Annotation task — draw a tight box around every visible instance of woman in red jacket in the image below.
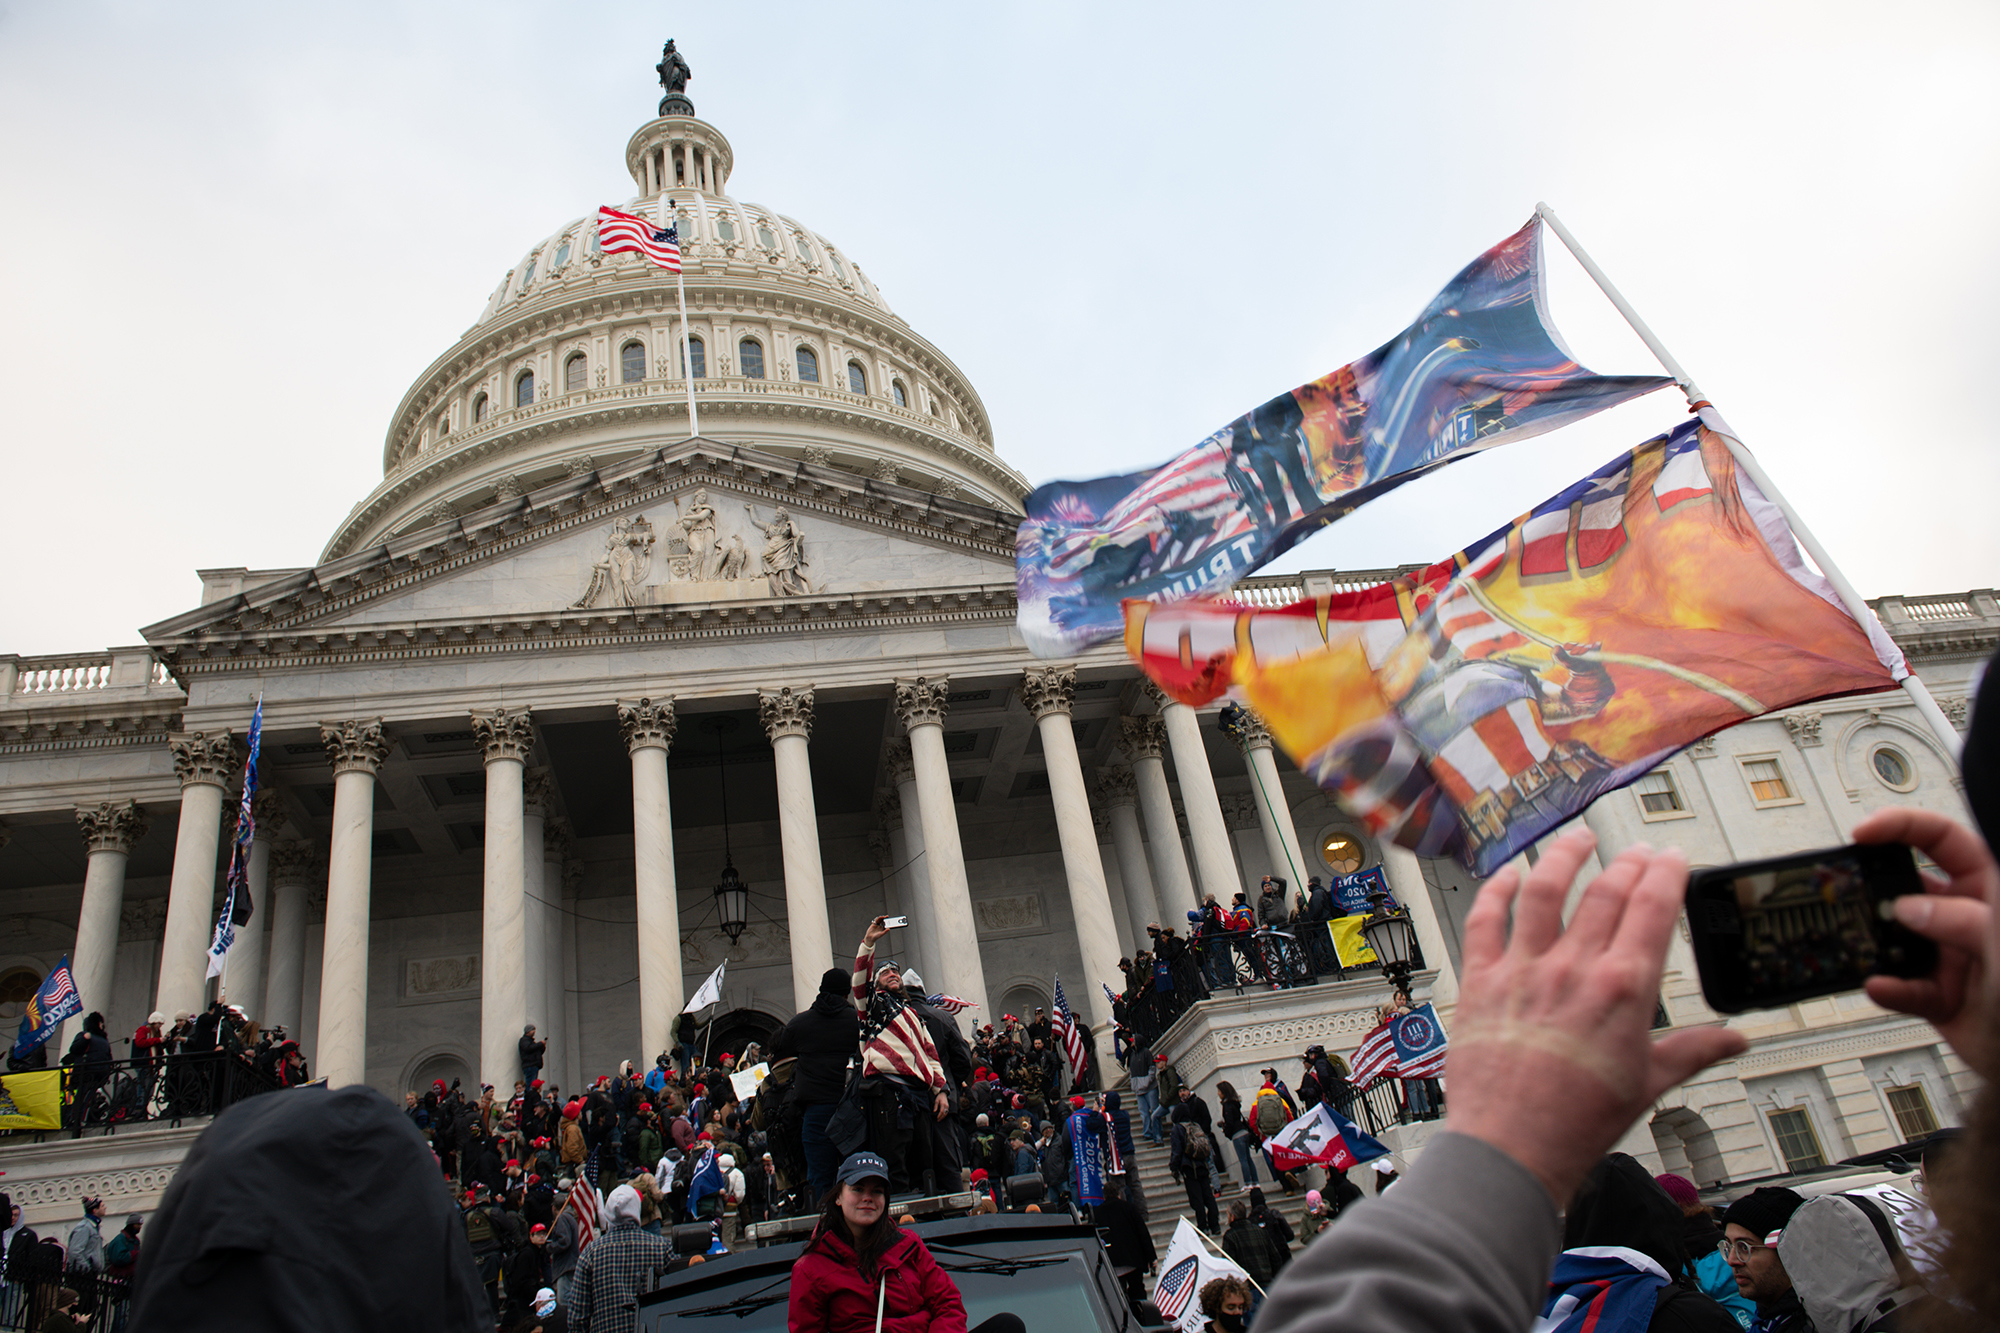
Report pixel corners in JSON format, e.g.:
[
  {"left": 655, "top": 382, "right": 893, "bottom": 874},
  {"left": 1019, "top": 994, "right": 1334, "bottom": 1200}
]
[{"left": 789, "top": 1152, "right": 1023, "bottom": 1333}]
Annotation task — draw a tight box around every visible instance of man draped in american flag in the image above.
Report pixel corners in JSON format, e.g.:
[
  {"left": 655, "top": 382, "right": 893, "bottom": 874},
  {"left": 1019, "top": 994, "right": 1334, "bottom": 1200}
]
[
  {"left": 853, "top": 915, "right": 953, "bottom": 1193},
  {"left": 1050, "top": 976, "right": 1091, "bottom": 1093}
]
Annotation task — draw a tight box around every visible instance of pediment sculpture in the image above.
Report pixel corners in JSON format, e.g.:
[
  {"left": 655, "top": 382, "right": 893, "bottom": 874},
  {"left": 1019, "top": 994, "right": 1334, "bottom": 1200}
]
[{"left": 573, "top": 488, "right": 818, "bottom": 609}]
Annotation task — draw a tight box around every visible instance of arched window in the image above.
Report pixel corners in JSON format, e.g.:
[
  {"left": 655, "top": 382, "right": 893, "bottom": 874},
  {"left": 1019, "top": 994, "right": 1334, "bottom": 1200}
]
[
  {"left": 792, "top": 233, "right": 813, "bottom": 263},
  {"left": 892, "top": 379, "right": 908, "bottom": 408},
  {"left": 739, "top": 339, "right": 766, "bottom": 380},
  {"left": 520, "top": 254, "right": 537, "bottom": 291},
  {"left": 716, "top": 214, "right": 737, "bottom": 244},
  {"left": 437, "top": 412, "right": 450, "bottom": 437},
  {"left": 515, "top": 371, "right": 535, "bottom": 407},
  {"left": 677, "top": 212, "right": 696, "bottom": 242},
  {"left": 756, "top": 222, "right": 778, "bottom": 252},
  {"left": 928, "top": 394, "right": 939, "bottom": 417},
  {"left": 684, "top": 336, "right": 706, "bottom": 379},
  {"left": 621, "top": 341, "right": 646, "bottom": 384},
  {"left": 847, "top": 361, "right": 867, "bottom": 395},
  {"left": 827, "top": 251, "right": 848, "bottom": 281},
  {"left": 473, "top": 392, "right": 489, "bottom": 423},
  {"left": 553, "top": 236, "right": 571, "bottom": 270},
  {"left": 795, "top": 346, "right": 819, "bottom": 383},
  {"left": 564, "top": 354, "right": 587, "bottom": 393}
]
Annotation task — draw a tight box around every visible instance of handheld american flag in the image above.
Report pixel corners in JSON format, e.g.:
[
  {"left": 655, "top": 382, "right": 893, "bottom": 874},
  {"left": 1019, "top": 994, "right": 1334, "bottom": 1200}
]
[
  {"left": 924, "top": 992, "right": 976, "bottom": 1016},
  {"left": 1051, "top": 975, "right": 1089, "bottom": 1088},
  {"left": 1348, "top": 1017, "right": 1400, "bottom": 1083},
  {"left": 596, "top": 206, "right": 682, "bottom": 272}
]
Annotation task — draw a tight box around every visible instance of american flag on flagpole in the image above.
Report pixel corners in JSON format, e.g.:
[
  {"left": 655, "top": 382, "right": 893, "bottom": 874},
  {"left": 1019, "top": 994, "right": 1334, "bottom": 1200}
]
[
  {"left": 569, "top": 1176, "right": 602, "bottom": 1255},
  {"left": 1349, "top": 1018, "right": 1400, "bottom": 1084},
  {"left": 1101, "top": 982, "right": 1121, "bottom": 1010},
  {"left": 1051, "top": 975, "right": 1089, "bottom": 1087},
  {"left": 924, "top": 993, "right": 976, "bottom": 1016},
  {"left": 596, "top": 205, "right": 682, "bottom": 272}
]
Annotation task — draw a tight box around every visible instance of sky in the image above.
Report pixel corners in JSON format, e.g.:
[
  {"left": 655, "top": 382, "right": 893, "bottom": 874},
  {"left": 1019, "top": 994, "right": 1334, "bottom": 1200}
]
[{"left": 3, "top": 2, "right": 1996, "bottom": 656}]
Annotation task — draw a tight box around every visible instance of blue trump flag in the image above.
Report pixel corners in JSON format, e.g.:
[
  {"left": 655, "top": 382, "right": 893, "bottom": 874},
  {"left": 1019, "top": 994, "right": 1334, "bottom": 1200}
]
[
  {"left": 686, "top": 1147, "right": 725, "bottom": 1221},
  {"left": 13, "top": 956, "right": 81, "bottom": 1059},
  {"left": 1332, "top": 867, "right": 1392, "bottom": 918}
]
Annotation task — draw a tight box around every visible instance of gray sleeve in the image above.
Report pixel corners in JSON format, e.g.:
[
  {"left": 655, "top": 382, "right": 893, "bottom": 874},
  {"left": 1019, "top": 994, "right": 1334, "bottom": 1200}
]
[{"left": 1252, "top": 1133, "right": 1560, "bottom": 1333}]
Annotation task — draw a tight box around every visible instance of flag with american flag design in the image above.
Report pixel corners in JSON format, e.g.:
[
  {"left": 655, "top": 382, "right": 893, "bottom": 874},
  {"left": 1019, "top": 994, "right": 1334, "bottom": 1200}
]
[
  {"left": 567, "top": 1173, "right": 602, "bottom": 1255},
  {"left": 595, "top": 206, "right": 681, "bottom": 272},
  {"left": 852, "top": 943, "right": 947, "bottom": 1089},
  {"left": 1128, "top": 418, "right": 1907, "bottom": 875},
  {"left": 1348, "top": 1017, "right": 1400, "bottom": 1083},
  {"left": 1051, "top": 976, "right": 1089, "bottom": 1088},
  {"left": 924, "top": 993, "right": 976, "bottom": 1016}
]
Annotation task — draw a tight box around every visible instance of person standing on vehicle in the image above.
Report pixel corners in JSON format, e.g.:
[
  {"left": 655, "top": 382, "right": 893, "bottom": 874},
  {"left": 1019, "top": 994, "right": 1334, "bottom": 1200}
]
[
  {"left": 787, "top": 1151, "right": 1025, "bottom": 1333},
  {"left": 851, "top": 918, "right": 951, "bottom": 1194}
]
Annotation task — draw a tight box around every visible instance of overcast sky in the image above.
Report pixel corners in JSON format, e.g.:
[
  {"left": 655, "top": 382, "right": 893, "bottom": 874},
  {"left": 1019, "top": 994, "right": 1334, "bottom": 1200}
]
[{"left": 3, "top": 2, "right": 1995, "bottom": 656}]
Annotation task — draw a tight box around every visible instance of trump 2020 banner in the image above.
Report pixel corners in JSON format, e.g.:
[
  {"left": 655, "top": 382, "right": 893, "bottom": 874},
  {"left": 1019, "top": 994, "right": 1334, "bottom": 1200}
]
[
  {"left": 1126, "top": 419, "right": 1906, "bottom": 875},
  {"left": 1014, "top": 216, "right": 1672, "bottom": 658}
]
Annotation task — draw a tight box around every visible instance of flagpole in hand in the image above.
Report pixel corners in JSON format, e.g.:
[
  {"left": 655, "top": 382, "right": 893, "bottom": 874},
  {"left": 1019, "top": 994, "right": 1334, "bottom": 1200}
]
[{"left": 1535, "top": 203, "right": 1961, "bottom": 757}]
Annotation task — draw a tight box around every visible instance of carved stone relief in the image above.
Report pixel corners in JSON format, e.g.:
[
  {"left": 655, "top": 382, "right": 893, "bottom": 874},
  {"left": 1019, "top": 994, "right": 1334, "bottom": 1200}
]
[
  {"left": 680, "top": 919, "right": 791, "bottom": 969},
  {"left": 974, "top": 894, "right": 1045, "bottom": 936},
  {"left": 406, "top": 954, "right": 481, "bottom": 998},
  {"left": 571, "top": 487, "right": 818, "bottom": 609}
]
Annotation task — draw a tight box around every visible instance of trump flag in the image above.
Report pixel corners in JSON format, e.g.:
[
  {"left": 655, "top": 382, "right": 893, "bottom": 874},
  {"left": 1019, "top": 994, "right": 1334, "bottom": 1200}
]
[
  {"left": 1126, "top": 419, "right": 1906, "bottom": 875},
  {"left": 1016, "top": 215, "right": 1672, "bottom": 657}
]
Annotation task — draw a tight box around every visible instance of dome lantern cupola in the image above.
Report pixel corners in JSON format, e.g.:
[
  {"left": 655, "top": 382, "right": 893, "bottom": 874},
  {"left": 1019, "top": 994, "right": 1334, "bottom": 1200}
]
[{"left": 627, "top": 39, "right": 730, "bottom": 198}]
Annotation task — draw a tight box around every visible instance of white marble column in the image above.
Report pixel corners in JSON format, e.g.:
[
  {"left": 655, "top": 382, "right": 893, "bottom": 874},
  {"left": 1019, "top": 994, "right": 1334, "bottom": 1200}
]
[
  {"left": 157, "top": 731, "right": 237, "bottom": 1023},
  {"left": 472, "top": 706, "right": 534, "bottom": 1094},
  {"left": 65, "top": 800, "right": 148, "bottom": 1047},
  {"left": 1023, "top": 667, "right": 1123, "bottom": 1070},
  {"left": 761, "top": 687, "right": 833, "bottom": 1012},
  {"left": 1227, "top": 710, "right": 1310, "bottom": 888},
  {"left": 1378, "top": 843, "right": 1460, "bottom": 1008},
  {"left": 883, "top": 745, "right": 943, "bottom": 987},
  {"left": 542, "top": 818, "right": 572, "bottom": 1086},
  {"left": 262, "top": 842, "right": 315, "bottom": 1037},
  {"left": 894, "top": 677, "right": 992, "bottom": 1022},
  {"left": 1095, "top": 768, "right": 1160, "bottom": 942},
  {"left": 1119, "top": 716, "right": 1198, "bottom": 920},
  {"left": 521, "top": 767, "right": 552, "bottom": 1051},
  {"left": 618, "top": 698, "right": 684, "bottom": 1063},
  {"left": 224, "top": 791, "right": 284, "bottom": 1020},
  {"left": 1155, "top": 690, "right": 1241, "bottom": 906},
  {"left": 316, "top": 718, "right": 389, "bottom": 1087},
  {"left": 560, "top": 850, "right": 584, "bottom": 1096}
]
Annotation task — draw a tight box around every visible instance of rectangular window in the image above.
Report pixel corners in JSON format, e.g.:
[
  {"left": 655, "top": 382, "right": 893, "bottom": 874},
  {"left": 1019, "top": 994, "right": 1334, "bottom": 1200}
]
[
  {"left": 1886, "top": 1084, "right": 1939, "bottom": 1140},
  {"left": 1744, "top": 757, "right": 1794, "bottom": 804},
  {"left": 1768, "top": 1107, "right": 1826, "bottom": 1171},
  {"left": 1635, "top": 770, "right": 1685, "bottom": 816}
]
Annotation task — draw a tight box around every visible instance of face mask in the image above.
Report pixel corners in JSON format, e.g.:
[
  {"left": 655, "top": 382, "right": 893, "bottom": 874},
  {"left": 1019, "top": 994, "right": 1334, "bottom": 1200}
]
[{"left": 1215, "top": 1314, "right": 1247, "bottom": 1333}]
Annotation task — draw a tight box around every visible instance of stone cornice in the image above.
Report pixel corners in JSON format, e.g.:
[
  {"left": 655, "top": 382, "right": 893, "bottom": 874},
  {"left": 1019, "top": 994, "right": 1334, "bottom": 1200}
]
[
  {"left": 149, "top": 439, "right": 1019, "bottom": 651},
  {"left": 0, "top": 711, "right": 180, "bottom": 754}
]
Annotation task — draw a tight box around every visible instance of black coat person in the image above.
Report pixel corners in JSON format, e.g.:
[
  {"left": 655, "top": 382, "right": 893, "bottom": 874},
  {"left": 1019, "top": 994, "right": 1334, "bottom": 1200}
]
[{"left": 128, "top": 1083, "right": 489, "bottom": 1330}]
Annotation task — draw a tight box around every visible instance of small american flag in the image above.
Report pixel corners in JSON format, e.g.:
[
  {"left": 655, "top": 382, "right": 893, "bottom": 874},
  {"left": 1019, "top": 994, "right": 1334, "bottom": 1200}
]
[
  {"left": 596, "top": 205, "right": 681, "bottom": 272},
  {"left": 1349, "top": 1018, "right": 1400, "bottom": 1083},
  {"left": 1051, "top": 976, "right": 1089, "bottom": 1087},
  {"left": 1101, "top": 982, "right": 1121, "bottom": 1010},
  {"left": 1153, "top": 1254, "right": 1201, "bottom": 1320},
  {"left": 569, "top": 1176, "right": 601, "bottom": 1255},
  {"left": 924, "top": 993, "right": 976, "bottom": 1015}
]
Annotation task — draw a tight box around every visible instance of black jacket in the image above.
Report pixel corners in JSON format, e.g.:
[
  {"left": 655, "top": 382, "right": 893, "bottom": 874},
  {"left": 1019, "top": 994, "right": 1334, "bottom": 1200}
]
[
  {"left": 769, "top": 993, "right": 860, "bottom": 1106},
  {"left": 518, "top": 1033, "right": 546, "bottom": 1071},
  {"left": 1094, "top": 1194, "right": 1156, "bottom": 1272},
  {"left": 1222, "top": 1217, "right": 1284, "bottom": 1287},
  {"left": 127, "top": 1083, "right": 488, "bottom": 1330}
]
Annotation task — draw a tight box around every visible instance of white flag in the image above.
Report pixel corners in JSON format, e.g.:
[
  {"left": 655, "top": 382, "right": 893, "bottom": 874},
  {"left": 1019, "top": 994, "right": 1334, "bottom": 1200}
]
[
  {"left": 682, "top": 960, "right": 726, "bottom": 1014},
  {"left": 1151, "top": 1218, "right": 1252, "bottom": 1332}
]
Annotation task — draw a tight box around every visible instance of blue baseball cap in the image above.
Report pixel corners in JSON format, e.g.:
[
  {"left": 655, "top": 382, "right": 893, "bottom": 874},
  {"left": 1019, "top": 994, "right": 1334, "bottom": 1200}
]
[{"left": 836, "top": 1151, "right": 890, "bottom": 1187}]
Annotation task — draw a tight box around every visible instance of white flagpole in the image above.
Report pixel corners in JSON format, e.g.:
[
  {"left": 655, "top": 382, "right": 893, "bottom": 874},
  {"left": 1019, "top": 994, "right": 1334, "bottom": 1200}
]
[
  {"left": 656, "top": 194, "right": 701, "bottom": 440},
  {"left": 1536, "top": 203, "right": 1962, "bottom": 758}
]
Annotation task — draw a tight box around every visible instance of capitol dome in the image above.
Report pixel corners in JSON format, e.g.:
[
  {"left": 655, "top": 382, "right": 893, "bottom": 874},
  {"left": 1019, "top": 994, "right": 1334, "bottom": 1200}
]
[{"left": 323, "top": 96, "right": 1027, "bottom": 562}]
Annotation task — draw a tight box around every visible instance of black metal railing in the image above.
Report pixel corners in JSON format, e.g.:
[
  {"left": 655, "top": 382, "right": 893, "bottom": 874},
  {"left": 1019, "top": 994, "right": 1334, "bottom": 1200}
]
[
  {"left": 0, "top": 1270, "right": 132, "bottom": 1331},
  {"left": 1352, "top": 1075, "right": 1445, "bottom": 1137},
  {"left": 1, "top": 1053, "right": 287, "bottom": 1144}
]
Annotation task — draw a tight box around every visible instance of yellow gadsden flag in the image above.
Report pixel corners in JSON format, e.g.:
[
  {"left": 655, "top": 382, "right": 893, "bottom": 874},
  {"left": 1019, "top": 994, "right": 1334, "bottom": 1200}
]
[
  {"left": 0, "top": 1069, "right": 63, "bottom": 1130},
  {"left": 1328, "top": 916, "right": 1379, "bottom": 969}
]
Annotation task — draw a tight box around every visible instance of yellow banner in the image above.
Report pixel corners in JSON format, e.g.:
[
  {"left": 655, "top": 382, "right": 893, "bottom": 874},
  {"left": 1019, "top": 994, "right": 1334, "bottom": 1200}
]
[
  {"left": 1328, "top": 916, "right": 1378, "bottom": 968},
  {"left": 0, "top": 1069, "right": 63, "bottom": 1130}
]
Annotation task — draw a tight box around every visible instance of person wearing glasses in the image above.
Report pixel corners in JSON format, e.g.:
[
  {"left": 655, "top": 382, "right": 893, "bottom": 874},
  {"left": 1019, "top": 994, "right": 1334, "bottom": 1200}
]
[{"left": 1717, "top": 1188, "right": 1809, "bottom": 1332}]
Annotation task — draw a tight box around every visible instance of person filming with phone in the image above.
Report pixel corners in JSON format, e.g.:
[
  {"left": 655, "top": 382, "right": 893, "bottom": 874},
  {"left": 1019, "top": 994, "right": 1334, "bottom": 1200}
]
[
  {"left": 1249, "top": 659, "right": 2000, "bottom": 1333},
  {"left": 851, "top": 915, "right": 956, "bottom": 1196}
]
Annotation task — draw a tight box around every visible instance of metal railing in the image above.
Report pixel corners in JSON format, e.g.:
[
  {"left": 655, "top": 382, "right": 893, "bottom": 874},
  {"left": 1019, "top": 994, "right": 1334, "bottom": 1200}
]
[
  {"left": 0, "top": 1271, "right": 131, "bottom": 1331},
  {"left": 0, "top": 1052, "right": 287, "bottom": 1145}
]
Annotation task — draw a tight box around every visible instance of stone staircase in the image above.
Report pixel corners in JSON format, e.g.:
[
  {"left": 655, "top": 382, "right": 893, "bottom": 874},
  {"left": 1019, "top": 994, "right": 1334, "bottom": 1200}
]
[{"left": 1121, "top": 1127, "right": 1318, "bottom": 1264}]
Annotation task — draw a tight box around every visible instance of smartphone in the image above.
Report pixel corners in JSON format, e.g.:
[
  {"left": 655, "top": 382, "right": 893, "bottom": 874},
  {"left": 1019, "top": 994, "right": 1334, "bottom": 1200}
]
[
  {"left": 881, "top": 915, "right": 909, "bottom": 930},
  {"left": 1685, "top": 842, "right": 1938, "bottom": 1013}
]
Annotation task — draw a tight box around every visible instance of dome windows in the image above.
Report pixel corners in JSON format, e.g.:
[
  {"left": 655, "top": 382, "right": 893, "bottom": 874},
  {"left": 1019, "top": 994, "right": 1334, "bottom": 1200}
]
[
  {"left": 847, "top": 361, "right": 867, "bottom": 395},
  {"left": 827, "top": 251, "right": 848, "bottom": 282},
  {"left": 677, "top": 211, "right": 696, "bottom": 242},
  {"left": 473, "top": 392, "right": 489, "bottom": 423},
  {"left": 892, "top": 379, "right": 908, "bottom": 408},
  {"left": 795, "top": 346, "right": 820, "bottom": 384},
  {"left": 553, "top": 236, "right": 572, "bottom": 271},
  {"left": 520, "top": 254, "right": 538, "bottom": 293},
  {"left": 756, "top": 222, "right": 778, "bottom": 252},
  {"left": 716, "top": 214, "right": 737, "bottom": 244},
  {"left": 515, "top": 371, "right": 535, "bottom": 408},
  {"left": 684, "top": 336, "right": 706, "bottom": 379},
  {"left": 739, "top": 338, "right": 766, "bottom": 380},
  {"left": 792, "top": 233, "right": 814, "bottom": 264},
  {"left": 622, "top": 341, "right": 646, "bottom": 384},
  {"left": 564, "top": 353, "right": 587, "bottom": 394}
]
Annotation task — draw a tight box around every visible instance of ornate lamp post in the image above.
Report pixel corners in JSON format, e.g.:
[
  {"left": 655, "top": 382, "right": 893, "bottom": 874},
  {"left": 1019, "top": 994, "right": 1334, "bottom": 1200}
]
[{"left": 1359, "top": 885, "right": 1418, "bottom": 999}]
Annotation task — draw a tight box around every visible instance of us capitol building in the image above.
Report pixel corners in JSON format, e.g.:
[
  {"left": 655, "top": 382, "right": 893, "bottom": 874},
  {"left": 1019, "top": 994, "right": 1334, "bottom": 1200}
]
[{"left": 0, "top": 51, "right": 1988, "bottom": 1221}]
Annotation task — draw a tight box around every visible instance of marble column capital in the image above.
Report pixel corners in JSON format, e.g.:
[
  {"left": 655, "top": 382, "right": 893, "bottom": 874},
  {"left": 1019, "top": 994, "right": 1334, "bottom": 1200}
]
[
  {"left": 884, "top": 738, "right": 916, "bottom": 786},
  {"left": 1141, "top": 679, "right": 1170, "bottom": 709},
  {"left": 892, "top": 676, "right": 950, "bottom": 731},
  {"left": 320, "top": 718, "right": 389, "bottom": 776},
  {"left": 562, "top": 857, "right": 586, "bottom": 895},
  {"left": 759, "top": 686, "right": 815, "bottom": 742},
  {"left": 523, "top": 766, "right": 555, "bottom": 816},
  {"left": 251, "top": 790, "right": 289, "bottom": 839},
  {"left": 543, "top": 815, "right": 574, "bottom": 862},
  {"left": 472, "top": 707, "right": 535, "bottom": 765},
  {"left": 875, "top": 787, "right": 904, "bottom": 830},
  {"left": 268, "top": 841, "right": 316, "bottom": 886},
  {"left": 75, "top": 800, "right": 148, "bottom": 854},
  {"left": 1094, "top": 766, "right": 1139, "bottom": 809},
  {"left": 1222, "top": 706, "right": 1274, "bottom": 753},
  {"left": 1021, "top": 665, "right": 1078, "bottom": 721},
  {"left": 171, "top": 730, "right": 239, "bottom": 789},
  {"left": 867, "top": 828, "right": 893, "bottom": 872},
  {"left": 617, "top": 696, "right": 677, "bottom": 753},
  {"left": 1119, "top": 715, "right": 1167, "bottom": 761}
]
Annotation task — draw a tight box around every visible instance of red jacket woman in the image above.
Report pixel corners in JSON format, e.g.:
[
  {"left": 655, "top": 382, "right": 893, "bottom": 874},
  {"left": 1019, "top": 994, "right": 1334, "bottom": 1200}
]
[{"left": 788, "top": 1151, "right": 968, "bottom": 1333}]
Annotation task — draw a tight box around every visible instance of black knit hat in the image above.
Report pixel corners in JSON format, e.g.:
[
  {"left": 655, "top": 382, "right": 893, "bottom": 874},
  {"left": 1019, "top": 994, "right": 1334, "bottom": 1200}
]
[
  {"left": 1721, "top": 1186, "right": 1806, "bottom": 1241},
  {"left": 819, "top": 967, "right": 849, "bottom": 998}
]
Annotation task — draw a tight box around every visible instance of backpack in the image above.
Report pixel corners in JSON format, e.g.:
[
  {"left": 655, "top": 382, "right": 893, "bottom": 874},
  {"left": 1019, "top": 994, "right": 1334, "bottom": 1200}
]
[{"left": 463, "top": 1206, "right": 498, "bottom": 1254}]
